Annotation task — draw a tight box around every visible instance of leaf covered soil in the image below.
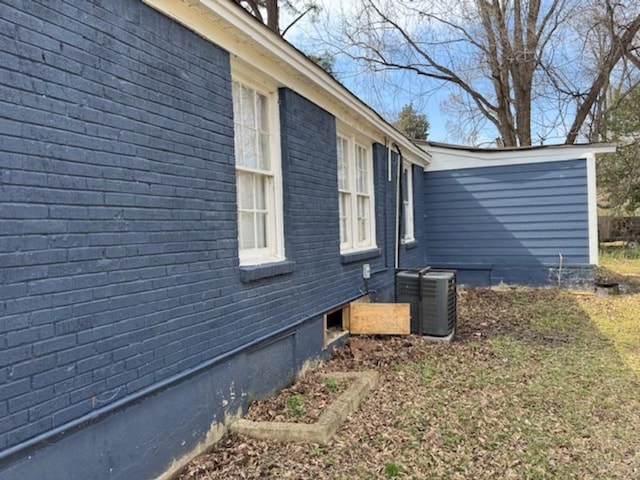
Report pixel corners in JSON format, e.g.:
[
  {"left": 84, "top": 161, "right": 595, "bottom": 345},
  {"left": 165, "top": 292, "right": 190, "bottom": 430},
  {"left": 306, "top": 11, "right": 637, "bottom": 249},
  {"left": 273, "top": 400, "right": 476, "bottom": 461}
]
[{"left": 179, "top": 270, "right": 640, "bottom": 479}]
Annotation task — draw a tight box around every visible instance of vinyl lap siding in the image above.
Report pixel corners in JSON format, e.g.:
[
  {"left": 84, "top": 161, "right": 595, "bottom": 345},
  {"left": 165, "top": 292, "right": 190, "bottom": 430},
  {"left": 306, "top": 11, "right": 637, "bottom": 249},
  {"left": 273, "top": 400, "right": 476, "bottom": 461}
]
[{"left": 423, "top": 159, "right": 590, "bottom": 285}]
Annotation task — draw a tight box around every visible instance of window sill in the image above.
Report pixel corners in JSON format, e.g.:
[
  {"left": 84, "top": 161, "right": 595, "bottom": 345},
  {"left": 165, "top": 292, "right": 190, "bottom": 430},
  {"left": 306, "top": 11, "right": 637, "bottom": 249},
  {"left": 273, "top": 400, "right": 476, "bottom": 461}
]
[
  {"left": 340, "top": 248, "right": 381, "bottom": 264},
  {"left": 402, "top": 239, "right": 419, "bottom": 250},
  {"left": 239, "top": 260, "right": 296, "bottom": 283}
]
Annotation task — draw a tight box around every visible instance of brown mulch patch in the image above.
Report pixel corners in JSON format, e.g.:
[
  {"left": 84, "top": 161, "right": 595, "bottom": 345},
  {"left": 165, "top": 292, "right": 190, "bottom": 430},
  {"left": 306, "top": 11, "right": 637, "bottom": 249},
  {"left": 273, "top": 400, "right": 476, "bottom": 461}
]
[
  {"left": 178, "top": 335, "right": 437, "bottom": 479},
  {"left": 243, "top": 369, "right": 347, "bottom": 424}
]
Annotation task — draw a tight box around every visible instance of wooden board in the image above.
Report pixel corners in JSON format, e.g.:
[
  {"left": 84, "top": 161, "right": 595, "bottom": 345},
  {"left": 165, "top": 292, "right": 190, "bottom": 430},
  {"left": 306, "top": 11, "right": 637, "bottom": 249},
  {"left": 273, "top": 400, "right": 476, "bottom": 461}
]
[{"left": 349, "top": 303, "right": 411, "bottom": 335}]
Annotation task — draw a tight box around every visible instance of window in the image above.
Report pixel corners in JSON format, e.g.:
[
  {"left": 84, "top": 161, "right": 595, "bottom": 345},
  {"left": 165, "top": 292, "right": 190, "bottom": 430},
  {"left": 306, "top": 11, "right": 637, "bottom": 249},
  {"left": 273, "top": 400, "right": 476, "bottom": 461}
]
[
  {"left": 232, "top": 75, "right": 284, "bottom": 265},
  {"left": 337, "top": 133, "right": 376, "bottom": 252},
  {"left": 401, "top": 161, "right": 414, "bottom": 242}
]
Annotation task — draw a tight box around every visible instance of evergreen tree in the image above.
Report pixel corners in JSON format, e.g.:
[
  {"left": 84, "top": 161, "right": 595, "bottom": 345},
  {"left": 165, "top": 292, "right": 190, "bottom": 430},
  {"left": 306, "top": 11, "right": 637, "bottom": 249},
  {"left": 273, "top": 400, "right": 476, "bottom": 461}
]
[
  {"left": 393, "top": 103, "right": 429, "bottom": 140},
  {"left": 598, "top": 87, "right": 640, "bottom": 213},
  {"left": 307, "top": 52, "right": 337, "bottom": 79}
]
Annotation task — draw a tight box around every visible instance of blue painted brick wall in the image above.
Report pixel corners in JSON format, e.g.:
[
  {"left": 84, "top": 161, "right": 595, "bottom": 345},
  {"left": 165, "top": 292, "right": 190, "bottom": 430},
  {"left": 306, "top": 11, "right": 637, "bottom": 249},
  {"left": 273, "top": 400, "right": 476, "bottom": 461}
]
[
  {"left": 0, "top": 0, "right": 399, "bottom": 455},
  {"left": 239, "top": 88, "right": 396, "bottom": 330},
  {"left": 0, "top": 0, "right": 236, "bottom": 450}
]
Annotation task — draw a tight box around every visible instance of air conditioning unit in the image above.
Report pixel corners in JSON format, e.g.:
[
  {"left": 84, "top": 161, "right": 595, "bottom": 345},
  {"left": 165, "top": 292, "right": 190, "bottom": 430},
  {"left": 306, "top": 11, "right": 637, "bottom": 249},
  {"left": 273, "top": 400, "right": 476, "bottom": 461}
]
[{"left": 395, "top": 268, "right": 457, "bottom": 339}]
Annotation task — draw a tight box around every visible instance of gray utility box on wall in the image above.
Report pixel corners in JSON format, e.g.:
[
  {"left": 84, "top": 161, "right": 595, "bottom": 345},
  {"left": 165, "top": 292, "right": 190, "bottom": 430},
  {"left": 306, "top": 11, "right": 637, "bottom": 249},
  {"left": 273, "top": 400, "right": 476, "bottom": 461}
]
[{"left": 395, "top": 268, "right": 457, "bottom": 337}]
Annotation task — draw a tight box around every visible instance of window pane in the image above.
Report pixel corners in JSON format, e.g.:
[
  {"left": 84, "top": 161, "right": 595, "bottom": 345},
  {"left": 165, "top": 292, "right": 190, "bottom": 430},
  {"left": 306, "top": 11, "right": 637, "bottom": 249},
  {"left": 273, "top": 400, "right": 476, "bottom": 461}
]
[
  {"left": 233, "top": 124, "right": 243, "bottom": 164},
  {"left": 402, "top": 167, "right": 409, "bottom": 202},
  {"left": 241, "top": 85, "right": 255, "bottom": 128},
  {"left": 259, "top": 132, "right": 270, "bottom": 170},
  {"left": 242, "top": 128, "right": 257, "bottom": 169},
  {"left": 339, "top": 139, "right": 350, "bottom": 190},
  {"left": 357, "top": 196, "right": 370, "bottom": 244},
  {"left": 239, "top": 211, "right": 255, "bottom": 250},
  {"left": 237, "top": 171, "right": 254, "bottom": 209},
  {"left": 255, "top": 174, "right": 266, "bottom": 210},
  {"left": 232, "top": 83, "right": 242, "bottom": 164},
  {"left": 256, "top": 212, "right": 267, "bottom": 248},
  {"left": 232, "top": 82, "right": 241, "bottom": 119},
  {"left": 257, "top": 93, "right": 268, "bottom": 131},
  {"left": 339, "top": 192, "right": 351, "bottom": 245},
  {"left": 402, "top": 201, "right": 410, "bottom": 239},
  {"left": 356, "top": 145, "right": 368, "bottom": 194}
]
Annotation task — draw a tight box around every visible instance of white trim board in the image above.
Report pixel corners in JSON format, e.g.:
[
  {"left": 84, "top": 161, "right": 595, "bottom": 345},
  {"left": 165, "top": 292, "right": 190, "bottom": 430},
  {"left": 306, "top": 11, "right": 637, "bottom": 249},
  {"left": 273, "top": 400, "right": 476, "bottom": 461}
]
[
  {"left": 587, "top": 153, "right": 599, "bottom": 265},
  {"left": 421, "top": 142, "right": 615, "bottom": 172}
]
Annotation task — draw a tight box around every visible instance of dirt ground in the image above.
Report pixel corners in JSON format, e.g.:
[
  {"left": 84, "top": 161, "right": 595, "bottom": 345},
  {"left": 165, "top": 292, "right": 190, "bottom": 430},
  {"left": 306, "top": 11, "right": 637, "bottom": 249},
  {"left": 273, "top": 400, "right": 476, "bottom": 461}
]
[{"left": 177, "top": 334, "right": 442, "bottom": 479}]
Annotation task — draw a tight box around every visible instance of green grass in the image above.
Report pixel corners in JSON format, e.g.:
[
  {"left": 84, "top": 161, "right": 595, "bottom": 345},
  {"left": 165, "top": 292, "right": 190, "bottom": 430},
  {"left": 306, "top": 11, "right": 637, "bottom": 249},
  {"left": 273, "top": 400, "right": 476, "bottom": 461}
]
[
  {"left": 384, "top": 462, "right": 403, "bottom": 478},
  {"left": 324, "top": 377, "right": 340, "bottom": 393},
  {"left": 600, "top": 243, "right": 640, "bottom": 273},
  {"left": 582, "top": 254, "right": 640, "bottom": 373},
  {"left": 285, "top": 394, "right": 306, "bottom": 420}
]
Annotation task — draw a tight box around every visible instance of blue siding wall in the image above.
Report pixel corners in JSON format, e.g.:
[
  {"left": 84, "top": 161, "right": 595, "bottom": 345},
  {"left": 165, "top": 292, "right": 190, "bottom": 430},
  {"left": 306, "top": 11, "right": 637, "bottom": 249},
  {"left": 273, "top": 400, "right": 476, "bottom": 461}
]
[
  {"left": 422, "top": 160, "right": 593, "bottom": 286},
  {"left": 0, "top": 1, "right": 398, "bottom": 477}
]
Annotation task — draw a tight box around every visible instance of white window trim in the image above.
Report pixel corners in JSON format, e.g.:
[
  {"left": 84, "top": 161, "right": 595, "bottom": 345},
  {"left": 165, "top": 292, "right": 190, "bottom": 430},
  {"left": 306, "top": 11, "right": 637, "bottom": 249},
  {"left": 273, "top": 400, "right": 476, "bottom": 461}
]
[
  {"left": 232, "top": 65, "right": 285, "bottom": 266},
  {"left": 337, "top": 129, "right": 377, "bottom": 253},
  {"left": 401, "top": 160, "right": 415, "bottom": 243}
]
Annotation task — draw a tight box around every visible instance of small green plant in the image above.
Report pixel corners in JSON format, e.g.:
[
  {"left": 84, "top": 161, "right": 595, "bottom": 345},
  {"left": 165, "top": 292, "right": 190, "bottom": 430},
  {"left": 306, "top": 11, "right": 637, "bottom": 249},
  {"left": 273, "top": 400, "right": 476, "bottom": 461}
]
[
  {"left": 285, "top": 394, "right": 306, "bottom": 420},
  {"left": 324, "top": 377, "right": 339, "bottom": 393},
  {"left": 384, "top": 461, "right": 403, "bottom": 478},
  {"left": 308, "top": 446, "right": 324, "bottom": 457}
]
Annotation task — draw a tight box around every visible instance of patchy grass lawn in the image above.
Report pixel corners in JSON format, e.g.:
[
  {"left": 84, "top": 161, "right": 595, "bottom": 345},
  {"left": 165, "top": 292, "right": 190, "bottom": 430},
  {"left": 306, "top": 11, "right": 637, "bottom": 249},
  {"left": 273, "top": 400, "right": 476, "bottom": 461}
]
[
  {"left": 582, "top": 253, "right": 640, "bottom": 374},
  {"left": 181, "top": 268, "right": 640, "bottom": 479},
  {"left": 599, "top": 243, "right": 640, "bottom": 275}
]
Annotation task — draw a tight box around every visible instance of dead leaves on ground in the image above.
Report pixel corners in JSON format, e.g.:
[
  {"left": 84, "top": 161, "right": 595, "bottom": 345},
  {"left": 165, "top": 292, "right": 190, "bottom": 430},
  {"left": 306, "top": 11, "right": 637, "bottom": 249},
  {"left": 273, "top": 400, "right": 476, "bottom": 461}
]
[{"left": 179, "top": 288, "right": 640, "bottom": 479}]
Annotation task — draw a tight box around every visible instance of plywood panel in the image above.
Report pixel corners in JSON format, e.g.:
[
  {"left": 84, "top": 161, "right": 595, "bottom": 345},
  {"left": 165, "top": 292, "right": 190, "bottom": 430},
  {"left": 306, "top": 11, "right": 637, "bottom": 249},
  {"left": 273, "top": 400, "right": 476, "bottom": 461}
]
[{"left": 349, "top": 303, "right": 411, "bottom": 335}]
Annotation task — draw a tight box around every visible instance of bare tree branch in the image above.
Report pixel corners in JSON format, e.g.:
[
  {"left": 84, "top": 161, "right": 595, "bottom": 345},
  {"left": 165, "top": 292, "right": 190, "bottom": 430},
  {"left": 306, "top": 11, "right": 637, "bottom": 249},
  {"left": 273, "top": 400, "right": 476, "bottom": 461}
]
[
  {"left": 566, "top": 8, "right": 640, "bottom": 143},
  {"left": 332, "top": 0, "right": 640, "bottom": 146}
]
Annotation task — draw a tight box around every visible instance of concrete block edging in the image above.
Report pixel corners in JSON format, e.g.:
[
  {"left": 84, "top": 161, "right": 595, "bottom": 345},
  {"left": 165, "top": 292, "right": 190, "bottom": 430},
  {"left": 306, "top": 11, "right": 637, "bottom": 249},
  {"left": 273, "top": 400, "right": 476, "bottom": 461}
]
[{"left": 230, "top": 371, "right": 379, "bottom": 444}]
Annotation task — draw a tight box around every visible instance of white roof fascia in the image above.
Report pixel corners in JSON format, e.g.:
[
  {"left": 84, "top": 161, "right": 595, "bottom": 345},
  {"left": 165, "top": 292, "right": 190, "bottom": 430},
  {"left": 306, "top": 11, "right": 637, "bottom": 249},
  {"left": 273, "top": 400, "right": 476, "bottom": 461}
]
[
  {"left": 422, "top": 143, "right": 616, "bottom": 172},
  {"left": 142, "top": 0, "right": 430, "bottom": 169}
]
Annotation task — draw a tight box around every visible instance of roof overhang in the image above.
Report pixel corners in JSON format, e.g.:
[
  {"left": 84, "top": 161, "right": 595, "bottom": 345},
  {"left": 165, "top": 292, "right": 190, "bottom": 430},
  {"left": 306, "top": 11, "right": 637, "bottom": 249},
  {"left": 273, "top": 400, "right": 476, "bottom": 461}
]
[
  {"left": 416, "top": 141, "right": 616, "bottom": 171},
  {"left": 142, "top": 0, "right": 431, "bottom": 169}
]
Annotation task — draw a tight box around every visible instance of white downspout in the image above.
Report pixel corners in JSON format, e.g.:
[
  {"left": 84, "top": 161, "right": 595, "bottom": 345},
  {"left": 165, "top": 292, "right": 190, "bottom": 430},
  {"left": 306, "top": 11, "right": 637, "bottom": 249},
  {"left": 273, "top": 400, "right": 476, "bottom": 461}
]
[{"left": 386, "top": 137, "right": 392, "bottom": 182}]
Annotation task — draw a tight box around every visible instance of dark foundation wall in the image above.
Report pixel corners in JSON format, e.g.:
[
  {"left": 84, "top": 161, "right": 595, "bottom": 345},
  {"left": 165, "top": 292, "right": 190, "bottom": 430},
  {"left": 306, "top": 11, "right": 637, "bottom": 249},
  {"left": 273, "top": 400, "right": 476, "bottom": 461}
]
[
  {"left": 0, "top": 316, "right": 325, "bottom": 480},
  {"left": 0, "top": 1, "right": 399, "bottom": 478}
]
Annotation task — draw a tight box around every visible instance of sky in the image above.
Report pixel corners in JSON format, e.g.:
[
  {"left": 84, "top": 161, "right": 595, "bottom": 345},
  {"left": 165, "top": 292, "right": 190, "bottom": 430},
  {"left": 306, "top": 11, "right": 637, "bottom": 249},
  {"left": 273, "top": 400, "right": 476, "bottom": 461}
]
[
  {"left": 280, "top": 0, "right": 451, "bottom": 142},
  {"left": 279, "top": 0, "right": 640, "bottom": 147}
]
